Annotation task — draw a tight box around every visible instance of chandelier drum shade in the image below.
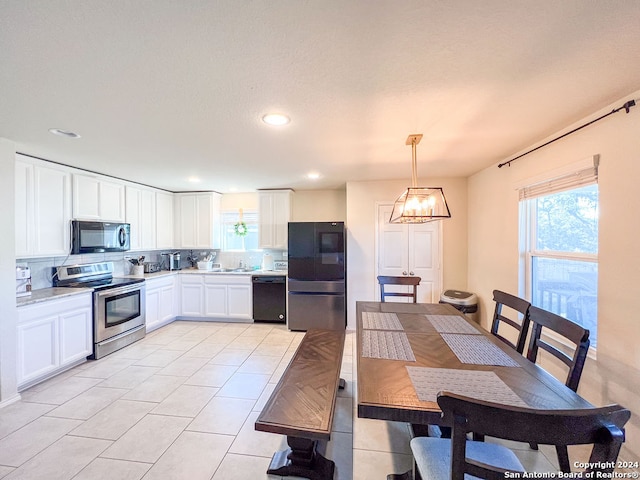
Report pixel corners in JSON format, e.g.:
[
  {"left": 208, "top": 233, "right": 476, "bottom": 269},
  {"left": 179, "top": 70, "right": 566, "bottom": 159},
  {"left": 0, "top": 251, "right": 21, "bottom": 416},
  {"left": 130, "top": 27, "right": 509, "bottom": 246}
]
[{"left": 389, "top": 134, "right": 451, "bottom": 223}]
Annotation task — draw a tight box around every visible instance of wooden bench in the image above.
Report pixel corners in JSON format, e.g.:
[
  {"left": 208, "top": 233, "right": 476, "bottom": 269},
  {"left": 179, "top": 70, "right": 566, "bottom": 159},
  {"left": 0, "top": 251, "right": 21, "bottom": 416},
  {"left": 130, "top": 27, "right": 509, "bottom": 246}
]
[{"left": 255, "top": 328, "right": 346, "bottom": 480}]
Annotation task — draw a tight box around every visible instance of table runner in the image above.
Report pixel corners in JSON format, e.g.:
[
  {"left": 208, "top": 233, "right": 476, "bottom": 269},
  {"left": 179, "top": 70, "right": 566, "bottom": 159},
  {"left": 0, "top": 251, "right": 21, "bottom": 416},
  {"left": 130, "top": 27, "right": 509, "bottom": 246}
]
[
  {"left": 361, "top": 311, "right": 404, "bottom": 331},
  {"left": 425, "top": 314, "right": 480, "bottom": 334},
  {"left": 406, "top": 366, "right": 528, "bottom": 407},
  {"left": 361, "top": 330, "right": 416, "bottom": 361},
  {"left": 441, "top": 334, "right": 521, "bottom": 367}
]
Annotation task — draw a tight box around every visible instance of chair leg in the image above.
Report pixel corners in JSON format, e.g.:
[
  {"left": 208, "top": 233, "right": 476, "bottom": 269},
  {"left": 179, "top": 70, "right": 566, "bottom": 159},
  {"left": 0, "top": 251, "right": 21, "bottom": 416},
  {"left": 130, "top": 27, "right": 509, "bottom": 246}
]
[
  {"left": 556, "top": 445, "right": 571, "bottom": 473},
  {"left": 529, "top": 441, "right": 538, "bottom": 450}
]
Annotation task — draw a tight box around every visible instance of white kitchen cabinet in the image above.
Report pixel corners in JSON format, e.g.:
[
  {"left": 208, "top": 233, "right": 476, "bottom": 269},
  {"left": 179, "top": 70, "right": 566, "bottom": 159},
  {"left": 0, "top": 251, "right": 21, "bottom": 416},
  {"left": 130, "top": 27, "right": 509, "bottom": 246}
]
[
  {"left": 174, "top": 192, "right": 221, "bottom": 249},
  {"left": 156, "top": 191, "right": 174, "bottom": 249},
  {"left": 180, "top": 275, "right": 205, "bottom": 317},
  {"left": 72, "top": 173, "right": 125, "bottom": 222},
  {"left": 258, "top": 189, "right": 292, "bottom": 249},
  {"left": 145, "top": 275, "right": 177, "bottom": 332},
  {"left": 178, "top": 274, "right": 252, "bottom": 320},
  {"left": 227, "top": 282, "right": 253, "bottom": 319},
  {"left": 205, "top": 275, "right": 252, "bottom": 320},
  {"left": 126, "top": 185, "right": 157, "bottom": 250},
  {"left": 204, "top": 281, "right": 227, "bottom": 317},
  {"left": 17, "top": 293, "right": 92, "bottom": 389},
  {"left": 15, "top": 156, "right": 72, "bottom": 257}
]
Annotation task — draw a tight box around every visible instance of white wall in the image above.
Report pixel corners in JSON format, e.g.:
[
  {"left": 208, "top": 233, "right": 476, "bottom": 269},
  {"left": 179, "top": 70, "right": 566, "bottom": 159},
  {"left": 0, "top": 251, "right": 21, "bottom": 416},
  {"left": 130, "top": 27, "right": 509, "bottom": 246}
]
[
  {"left": 346, "top": 177, "right": 468, "bottom": 330},
  {"left": 0, "top": 138, "right": 18, "bottom": 406},
  {"left": 219, "top": 192, "right": 258, "bottom": 212},
  {"left": 292, "top": 189, "right": 346, "bottom": 222},
  {"left": 467, "top": 91, "right": 640, "bottom": 460},
  {"left": 468, "top": 90, "right": 640, "bottom": 369},
  {"left": 221, "top": 190, "right": 346, "bottom": 222}
]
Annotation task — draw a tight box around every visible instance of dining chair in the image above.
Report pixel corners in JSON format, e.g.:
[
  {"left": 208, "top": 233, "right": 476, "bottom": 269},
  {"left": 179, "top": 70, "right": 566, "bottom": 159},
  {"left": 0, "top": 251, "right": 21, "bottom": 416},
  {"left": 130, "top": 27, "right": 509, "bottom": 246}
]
[
  {"left": 525, "top": 305, "right": 591, "bottom": 471},
  {"left": 490, "top": 290, "right": 532, "bottom": 354},
  {"left": 410, "top": 392, "right": 630, "bottom": 480},
  {"left": 377, "top": 276, "right": 421, "bottom": 303}
]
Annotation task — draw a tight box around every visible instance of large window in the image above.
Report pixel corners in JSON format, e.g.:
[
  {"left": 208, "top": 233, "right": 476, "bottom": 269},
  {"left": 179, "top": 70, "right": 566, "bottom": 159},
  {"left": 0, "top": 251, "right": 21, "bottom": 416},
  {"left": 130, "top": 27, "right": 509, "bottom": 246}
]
[
  {"left": 221, "top": 211, "right": 259, "bottom": 251},
  {"left": 519, "top": 162, "right": 599, "bottom": 347}
]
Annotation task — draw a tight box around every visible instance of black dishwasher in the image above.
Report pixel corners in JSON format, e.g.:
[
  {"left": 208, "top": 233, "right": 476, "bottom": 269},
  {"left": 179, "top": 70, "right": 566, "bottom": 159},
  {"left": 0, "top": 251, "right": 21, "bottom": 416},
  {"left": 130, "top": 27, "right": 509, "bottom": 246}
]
[{"left": 252, "top": 276, "right": 286, "bottom": 323}]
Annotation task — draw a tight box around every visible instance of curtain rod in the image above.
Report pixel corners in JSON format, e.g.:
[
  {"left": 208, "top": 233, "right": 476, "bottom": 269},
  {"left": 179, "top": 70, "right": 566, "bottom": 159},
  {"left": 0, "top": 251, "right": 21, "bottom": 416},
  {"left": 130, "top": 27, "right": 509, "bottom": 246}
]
[{"left": 498, "top": 99, "right": 637, "bottom": 168}]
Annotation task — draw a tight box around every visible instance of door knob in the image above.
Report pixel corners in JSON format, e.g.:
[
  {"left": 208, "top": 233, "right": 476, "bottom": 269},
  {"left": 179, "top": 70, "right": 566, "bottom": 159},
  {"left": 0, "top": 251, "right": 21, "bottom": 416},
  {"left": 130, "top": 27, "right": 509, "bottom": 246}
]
[
  {"left": 409, "top": 271, "right": 415, "bottom": 276},
  {"left": 402, "top": 271, "right": 408, "bottom": 276}
]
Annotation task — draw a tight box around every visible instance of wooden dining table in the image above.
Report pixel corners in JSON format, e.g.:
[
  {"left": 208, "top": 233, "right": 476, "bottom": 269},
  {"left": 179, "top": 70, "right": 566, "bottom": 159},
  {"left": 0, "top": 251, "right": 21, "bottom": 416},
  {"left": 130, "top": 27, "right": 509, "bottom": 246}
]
[{"left": 356, "top": 300, "right": 593, "bottom": 478}]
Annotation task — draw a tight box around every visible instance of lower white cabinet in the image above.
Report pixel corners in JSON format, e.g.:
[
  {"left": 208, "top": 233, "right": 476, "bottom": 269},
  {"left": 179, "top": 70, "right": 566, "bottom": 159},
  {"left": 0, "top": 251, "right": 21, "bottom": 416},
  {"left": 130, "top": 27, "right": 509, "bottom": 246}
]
[
  {"left": 145, "top": 275, "right": 177, "bottom": 332},
  {"left": 17, "top": 293, "right": 92, "bottom": 389},
  {"left": 179, "top": 274, "right": 252, "bottom": 320},
  {"left": 180, "top": 275, "right": 205, "bottom": 317}
]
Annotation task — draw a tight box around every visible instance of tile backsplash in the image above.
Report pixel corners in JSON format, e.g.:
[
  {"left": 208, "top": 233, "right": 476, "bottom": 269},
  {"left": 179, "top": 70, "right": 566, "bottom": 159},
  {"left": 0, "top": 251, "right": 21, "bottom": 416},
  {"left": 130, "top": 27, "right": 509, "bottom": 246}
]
[{"left": 17, "top": 248, "right": 288, "bottom": 290}]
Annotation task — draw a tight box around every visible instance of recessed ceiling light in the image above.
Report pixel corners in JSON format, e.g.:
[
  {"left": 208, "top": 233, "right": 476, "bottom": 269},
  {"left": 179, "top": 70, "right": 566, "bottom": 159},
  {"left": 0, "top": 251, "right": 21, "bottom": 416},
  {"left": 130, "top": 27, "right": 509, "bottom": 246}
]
[
  {"left": 307, "top": 172, "right": 321, "bottom": 180},
  {"left": 188, "top": 177, "right": 201, "bottom": 183},
  {"left": 48, "top": 128, "right": 81, "bottom": 139},
  {"left": 262, "top": 113, "right": 290, "bottom": 126}
]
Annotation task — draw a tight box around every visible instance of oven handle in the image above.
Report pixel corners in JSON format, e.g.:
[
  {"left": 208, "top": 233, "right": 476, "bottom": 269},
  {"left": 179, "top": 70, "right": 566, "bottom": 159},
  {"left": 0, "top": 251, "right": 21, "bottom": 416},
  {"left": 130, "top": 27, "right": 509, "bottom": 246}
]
[{"left": 94, "top": 282, "right": 145, "bottom": 299}]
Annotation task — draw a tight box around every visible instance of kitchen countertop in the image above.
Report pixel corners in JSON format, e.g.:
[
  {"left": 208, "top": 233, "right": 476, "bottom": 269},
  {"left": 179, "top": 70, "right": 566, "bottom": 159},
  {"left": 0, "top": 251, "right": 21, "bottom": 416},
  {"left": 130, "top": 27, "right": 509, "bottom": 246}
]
[
  {"left": 20, "top": 269, "right": 288, "bottom": 306},
  {"left": 17, "top": 287, "right": 93, "bottom": 307},
  {"left": 178, "top": 268, "right": 287, "bottom": 276},
  {"left": 123, "top": 269, "right": 287, "bottom": 279}
]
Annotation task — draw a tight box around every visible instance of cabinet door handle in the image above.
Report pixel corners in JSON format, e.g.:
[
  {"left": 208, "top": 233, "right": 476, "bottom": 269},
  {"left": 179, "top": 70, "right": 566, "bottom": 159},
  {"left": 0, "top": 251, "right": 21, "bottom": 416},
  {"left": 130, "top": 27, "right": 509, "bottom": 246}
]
[
  {"left": 409, "top": 271, "right": 415, "bottom": 276},
  {"left": 402, "top": 271, "right": 408, "bottom": 276}
]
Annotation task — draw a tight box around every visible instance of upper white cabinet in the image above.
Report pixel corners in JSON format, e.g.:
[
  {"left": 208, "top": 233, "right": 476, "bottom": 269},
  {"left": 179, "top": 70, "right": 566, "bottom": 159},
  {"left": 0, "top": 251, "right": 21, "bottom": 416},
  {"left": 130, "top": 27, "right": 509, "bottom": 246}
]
[
  {"left": 73, "top": 173, "right": 125, "bottom": 222},
  {"left": 174, "top": 192, "right": 221, "bottom": 249},
  {"left": 156, "top": 191, "right": 174, "bottom": 249},
  {"left": 258, "top": 189, "right": 292, "bottom": 249},
  {"left": 15, "top": 156, "right": 72, "bottom": 257},
  {"left": 125, "top": 185, "right": 157, "bottom": 250}
]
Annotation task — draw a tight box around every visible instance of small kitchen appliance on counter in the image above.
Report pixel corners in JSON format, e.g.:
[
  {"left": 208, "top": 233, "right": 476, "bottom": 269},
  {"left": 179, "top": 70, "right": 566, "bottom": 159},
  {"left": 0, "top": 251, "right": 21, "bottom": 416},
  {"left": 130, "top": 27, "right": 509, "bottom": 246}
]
[
  {"left": 16, "top": 265, "right": 32, "bottom": 297},
  {"left": 143, "top": 262, "right": 161, "bottom": 273},
  {"left": 161, "top": 252, "right": 181, "bottom": 270}
]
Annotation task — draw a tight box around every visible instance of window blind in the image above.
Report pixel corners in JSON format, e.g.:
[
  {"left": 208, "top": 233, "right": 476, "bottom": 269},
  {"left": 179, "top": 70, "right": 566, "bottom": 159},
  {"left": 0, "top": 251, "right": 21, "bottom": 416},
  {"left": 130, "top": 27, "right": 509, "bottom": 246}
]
[{"left": 518, "top": 155, "right": 599, "bottom": 201}]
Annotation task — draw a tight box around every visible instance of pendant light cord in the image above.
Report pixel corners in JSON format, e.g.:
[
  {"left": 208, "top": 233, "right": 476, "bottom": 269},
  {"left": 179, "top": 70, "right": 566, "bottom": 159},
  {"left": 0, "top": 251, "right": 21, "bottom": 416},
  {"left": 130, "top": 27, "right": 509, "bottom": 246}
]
[
  {"left": 411, "top": 138, "right": 418, "bottom": 187},
  {"left": 498, "top": 99, "right": 637, "bottom": 168}
]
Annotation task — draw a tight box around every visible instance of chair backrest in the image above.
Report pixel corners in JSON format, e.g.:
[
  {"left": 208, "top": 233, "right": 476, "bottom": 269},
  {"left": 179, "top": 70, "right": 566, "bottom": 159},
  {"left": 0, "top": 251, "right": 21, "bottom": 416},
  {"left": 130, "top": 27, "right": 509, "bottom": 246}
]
[
  {"left": 377, "top": 276, "right": 421, "bottom": 303},
  {"left": 491, "top": 290, "right": 531, "bottom": 354},
  {"left": 438, "top": 392, "right": 630, "bottom": 480},
  {"left": 526, "top": 306, "right": 590, "bottom": 392}
]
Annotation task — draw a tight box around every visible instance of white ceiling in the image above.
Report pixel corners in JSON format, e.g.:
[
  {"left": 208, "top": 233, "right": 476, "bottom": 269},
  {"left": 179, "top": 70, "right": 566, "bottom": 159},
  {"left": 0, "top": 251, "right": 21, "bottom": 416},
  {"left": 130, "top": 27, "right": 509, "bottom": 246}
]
[{"left": 2, "top": 1, "right": 640, "bottom": 193}]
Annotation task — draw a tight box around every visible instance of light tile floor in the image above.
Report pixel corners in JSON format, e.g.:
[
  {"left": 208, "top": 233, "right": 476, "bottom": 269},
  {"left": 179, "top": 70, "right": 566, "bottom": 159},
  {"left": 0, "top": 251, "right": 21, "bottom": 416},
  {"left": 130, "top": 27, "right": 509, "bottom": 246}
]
[{"left": 0, "top": 320, "right": 573, "bottom": 479}]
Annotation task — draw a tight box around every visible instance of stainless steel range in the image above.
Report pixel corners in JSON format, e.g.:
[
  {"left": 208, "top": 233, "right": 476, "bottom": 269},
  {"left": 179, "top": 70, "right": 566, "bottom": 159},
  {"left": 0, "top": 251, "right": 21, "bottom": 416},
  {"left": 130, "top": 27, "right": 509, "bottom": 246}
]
[{"left": 53, "top": 262, "right": 146, "bottom": 359}]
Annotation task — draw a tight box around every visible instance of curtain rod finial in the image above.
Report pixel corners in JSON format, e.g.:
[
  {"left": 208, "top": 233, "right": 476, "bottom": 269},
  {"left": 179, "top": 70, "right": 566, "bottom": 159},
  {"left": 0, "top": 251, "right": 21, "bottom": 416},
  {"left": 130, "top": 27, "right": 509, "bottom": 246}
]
[{"left": 623, "top": 99, "right": 636, "bottom": 114}]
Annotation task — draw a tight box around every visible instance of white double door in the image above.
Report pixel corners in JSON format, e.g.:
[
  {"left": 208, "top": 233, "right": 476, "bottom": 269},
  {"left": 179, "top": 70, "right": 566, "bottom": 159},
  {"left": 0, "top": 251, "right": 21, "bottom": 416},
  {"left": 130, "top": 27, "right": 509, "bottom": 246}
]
[{"left": 376, "top": 204, "right": 442, "bottom": 303}]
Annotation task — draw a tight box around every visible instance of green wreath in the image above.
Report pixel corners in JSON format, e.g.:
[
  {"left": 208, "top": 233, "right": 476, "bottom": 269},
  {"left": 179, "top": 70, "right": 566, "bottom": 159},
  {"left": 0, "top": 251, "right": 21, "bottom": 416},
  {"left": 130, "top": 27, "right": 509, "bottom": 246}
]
[{"left": 234, "top": 221, "right": 248, "bottom": 237}]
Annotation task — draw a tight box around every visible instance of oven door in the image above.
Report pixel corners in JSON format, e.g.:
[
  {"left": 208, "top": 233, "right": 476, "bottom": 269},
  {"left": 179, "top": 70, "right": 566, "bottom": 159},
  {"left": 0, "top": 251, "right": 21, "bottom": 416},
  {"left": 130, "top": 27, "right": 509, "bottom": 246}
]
[{"left": 94, "top": 283, "right": 146, "bottom": 343}]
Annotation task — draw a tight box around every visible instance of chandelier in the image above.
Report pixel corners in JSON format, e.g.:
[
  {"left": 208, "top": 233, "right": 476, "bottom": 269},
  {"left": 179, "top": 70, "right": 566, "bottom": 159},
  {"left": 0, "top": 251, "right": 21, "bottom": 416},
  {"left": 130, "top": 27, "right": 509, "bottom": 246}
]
[{"left": 389, "top": 134, "right": 451, "bottom": 223}]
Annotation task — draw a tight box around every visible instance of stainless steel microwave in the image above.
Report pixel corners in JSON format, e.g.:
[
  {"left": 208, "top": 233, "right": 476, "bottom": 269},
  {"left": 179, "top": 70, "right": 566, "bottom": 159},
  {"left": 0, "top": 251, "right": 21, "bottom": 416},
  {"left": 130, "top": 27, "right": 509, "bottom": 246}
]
[{"left": 71, "top": 221, "right": 130, "bottom": 254}]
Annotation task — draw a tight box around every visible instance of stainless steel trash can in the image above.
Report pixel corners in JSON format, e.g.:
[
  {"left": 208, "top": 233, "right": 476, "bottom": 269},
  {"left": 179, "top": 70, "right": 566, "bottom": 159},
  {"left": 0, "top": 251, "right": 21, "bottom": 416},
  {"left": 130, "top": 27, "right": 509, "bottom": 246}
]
[{"left": 440, "top": 290, "right": 479, "bottom": 324}]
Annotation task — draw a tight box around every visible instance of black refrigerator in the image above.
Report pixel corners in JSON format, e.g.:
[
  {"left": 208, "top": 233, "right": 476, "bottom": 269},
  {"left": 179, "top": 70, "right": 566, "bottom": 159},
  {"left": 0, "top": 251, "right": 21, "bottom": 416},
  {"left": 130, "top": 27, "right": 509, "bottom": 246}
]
[{"left": 287, "top": 222, "right": 346, "bottom": 331}]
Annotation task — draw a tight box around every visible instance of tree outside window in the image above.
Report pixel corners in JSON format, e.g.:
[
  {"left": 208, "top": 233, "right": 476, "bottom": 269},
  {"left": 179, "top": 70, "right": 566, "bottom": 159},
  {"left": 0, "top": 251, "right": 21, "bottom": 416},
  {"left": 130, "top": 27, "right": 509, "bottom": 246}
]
[{"left": 522, "top": 183, "right": 598, "bottom": 347}]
